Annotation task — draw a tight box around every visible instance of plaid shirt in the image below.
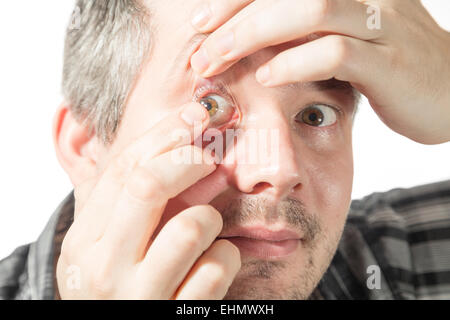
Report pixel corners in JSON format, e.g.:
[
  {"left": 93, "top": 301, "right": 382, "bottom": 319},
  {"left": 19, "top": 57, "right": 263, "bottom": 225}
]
[{"left": 1, "top": 180, "right": 450, "bottom": 300}]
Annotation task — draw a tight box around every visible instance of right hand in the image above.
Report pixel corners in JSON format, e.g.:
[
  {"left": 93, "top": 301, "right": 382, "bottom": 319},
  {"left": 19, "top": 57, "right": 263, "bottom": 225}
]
[{"left": 56, "top": 102, "right": 241, "bottom": 299}]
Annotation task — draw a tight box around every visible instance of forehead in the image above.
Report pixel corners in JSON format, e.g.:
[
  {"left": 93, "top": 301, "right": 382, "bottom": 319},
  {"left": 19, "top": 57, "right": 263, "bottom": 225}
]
[
  {"left": 145, "top": 0, "right": 203, "bottom": 67},
  {"left": 149, "top": 0, "right": 200, "bottom": 32}
]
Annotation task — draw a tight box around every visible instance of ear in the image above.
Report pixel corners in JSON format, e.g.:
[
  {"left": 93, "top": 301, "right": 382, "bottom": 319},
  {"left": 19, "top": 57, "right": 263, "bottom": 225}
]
[{"left": 53, "top": 103, "right": 101, "bottom": 186}]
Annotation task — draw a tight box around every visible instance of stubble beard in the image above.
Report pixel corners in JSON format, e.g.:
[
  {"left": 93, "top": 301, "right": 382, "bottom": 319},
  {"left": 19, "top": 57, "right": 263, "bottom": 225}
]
[{"left": 218, "top": 197, "right": 344, "bottom": 300}]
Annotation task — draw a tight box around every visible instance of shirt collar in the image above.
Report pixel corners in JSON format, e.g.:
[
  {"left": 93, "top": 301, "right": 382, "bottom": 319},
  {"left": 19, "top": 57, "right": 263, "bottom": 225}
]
[{"left": 26, "top": 191, "right": 74, "bottom": 300}]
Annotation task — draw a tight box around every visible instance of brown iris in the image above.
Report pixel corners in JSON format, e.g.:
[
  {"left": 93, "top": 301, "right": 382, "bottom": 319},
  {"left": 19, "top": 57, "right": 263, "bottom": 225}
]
[
  {"left": 200, "top": 97, "right": 219, "bottom": 117},
  {"left": 300, "top": 107, "right": 324, "bottom": 126}
]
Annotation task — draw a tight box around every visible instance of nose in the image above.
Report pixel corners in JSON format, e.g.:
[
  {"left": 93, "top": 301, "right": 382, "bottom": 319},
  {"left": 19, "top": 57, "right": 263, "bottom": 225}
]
[{"left": 225, "top": 107, "right": 305, "bottom": 201}]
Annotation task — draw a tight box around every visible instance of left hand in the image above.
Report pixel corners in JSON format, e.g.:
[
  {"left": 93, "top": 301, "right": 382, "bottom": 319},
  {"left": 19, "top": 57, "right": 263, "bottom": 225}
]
[{"left": 190, "top": 0, "right": 450, "bottom": 144}]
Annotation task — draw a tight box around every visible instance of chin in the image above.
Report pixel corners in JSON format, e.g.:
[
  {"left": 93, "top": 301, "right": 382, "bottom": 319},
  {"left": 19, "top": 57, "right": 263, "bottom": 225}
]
[
  {"left": 224, "top": 276, "right": 317, "bottom": 300},
  {"left": 223, "top": 254, "right": 321, "bottom": 300}
]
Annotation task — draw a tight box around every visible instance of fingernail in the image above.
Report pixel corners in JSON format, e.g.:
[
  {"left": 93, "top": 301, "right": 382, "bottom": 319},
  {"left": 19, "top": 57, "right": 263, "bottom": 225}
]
[
  {"left": 214, "top": 31, "right": 235, "bottom": 56},
  {"left": 191, "top": 3, "right": 212, "bottom": 29},
  {"left": 191, "top": 48, "right": 210, "bottom": 73},
  {"left": 256, "top": 65, "right": 271, "bottom": 85},
  {"left": 181, "top": 103, "right": 207, "bottom": 125}
]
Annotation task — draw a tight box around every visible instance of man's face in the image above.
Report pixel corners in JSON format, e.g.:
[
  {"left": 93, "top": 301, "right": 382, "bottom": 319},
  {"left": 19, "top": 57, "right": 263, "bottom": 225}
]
[{"left": 96, "top": 0, "right": 354, "bottom": 299}]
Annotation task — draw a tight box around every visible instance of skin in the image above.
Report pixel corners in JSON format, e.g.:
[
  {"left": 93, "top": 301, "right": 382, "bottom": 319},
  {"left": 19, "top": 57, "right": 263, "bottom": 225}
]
[
  {"left": 191, "top": 0, "right": 450, "bottom": 144},
  {"left": 54, "top": 0, "right": 450, "bottom": 299}
]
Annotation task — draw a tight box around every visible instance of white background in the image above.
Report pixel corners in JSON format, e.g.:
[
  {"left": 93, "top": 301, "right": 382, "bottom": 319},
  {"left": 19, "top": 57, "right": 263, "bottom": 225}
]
[{"left": 0, "top": 1, "right": 449, "bottom": 259}]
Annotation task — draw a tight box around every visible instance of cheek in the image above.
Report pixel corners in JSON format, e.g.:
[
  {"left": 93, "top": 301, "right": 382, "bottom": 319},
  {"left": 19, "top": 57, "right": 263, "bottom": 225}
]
[
  {"left": 304, "top": 140, "right": 353, "bottom": 230},
  {"left": 295, "top": 120, "right": 349, "bottom": 153}
]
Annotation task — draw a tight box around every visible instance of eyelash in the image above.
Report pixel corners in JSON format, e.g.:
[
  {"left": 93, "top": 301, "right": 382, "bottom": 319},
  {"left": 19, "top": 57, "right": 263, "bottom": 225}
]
[
  {"left": 303, "top": 102, "right": 343, "bottom": 116},
  {"left": 192, "top": 82, "right": 234, "bottom": 104}
]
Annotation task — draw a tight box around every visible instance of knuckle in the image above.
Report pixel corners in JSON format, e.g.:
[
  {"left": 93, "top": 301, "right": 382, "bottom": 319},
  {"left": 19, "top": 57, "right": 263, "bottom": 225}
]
[
  {"left": 174, "top": 145, "right": 202, "bottom": 164},
  {"left": 104, "top": 228, "right": 130, "bottom": 253},
  {"left": 385, "top": 45, "right": 402, "bottom": 71},
  {"left": 235, "top": 16, "right": 262, "bottom": 45},
  {"left": 205, "top": 264, "right": 228, "bottom": 290},
  {"left": 125, "top": 166, "right": 164, "bottom": 202},
  {"left": 171, "top": 205, "right": 223, "bottom": 252},
  {"left": 327, "top": 36, "right": 350, "bottom": 69},
  {"left": 240, "top": 17, "right": 257, "bottom": 38},
  {"left": 308, "top": 0, "right": 331, "bottom": 26},
  {"left": 196, "top": 204, "right": 223, "bottom": 234},
  {"left": 174, "top": 216, "right": 205, "bottom": 251},
  {"left": 112, "top": 151, "right": 138, "bottom": 178},
  {"left": 89, "top": 260, "right": 115, "bottom": 298},
  {"left": 383, "top": 5, "right": 402, "bottom": 22}
]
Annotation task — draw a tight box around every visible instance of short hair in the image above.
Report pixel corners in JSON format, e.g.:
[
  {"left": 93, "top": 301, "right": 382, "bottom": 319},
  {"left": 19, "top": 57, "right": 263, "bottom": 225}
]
[{"left": 62, "top": 0, "right": 152, "bottom": 145}]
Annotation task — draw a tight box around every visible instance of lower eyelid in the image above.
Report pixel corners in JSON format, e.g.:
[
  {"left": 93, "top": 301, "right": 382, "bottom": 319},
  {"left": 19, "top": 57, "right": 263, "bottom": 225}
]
[{"left": 208, "top": 112, "right": 240, "bottom": 132}]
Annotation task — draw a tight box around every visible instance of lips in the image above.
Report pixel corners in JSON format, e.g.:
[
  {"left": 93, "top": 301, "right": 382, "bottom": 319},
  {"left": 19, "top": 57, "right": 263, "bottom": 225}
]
[{"left": 218, "top": 227, "right": 302, "bottom": 259}]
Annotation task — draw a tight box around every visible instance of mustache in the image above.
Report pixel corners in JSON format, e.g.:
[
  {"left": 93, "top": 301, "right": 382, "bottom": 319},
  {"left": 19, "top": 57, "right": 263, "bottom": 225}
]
[{"left": 221, "top": 196, "right": 321, "bottom": 244}]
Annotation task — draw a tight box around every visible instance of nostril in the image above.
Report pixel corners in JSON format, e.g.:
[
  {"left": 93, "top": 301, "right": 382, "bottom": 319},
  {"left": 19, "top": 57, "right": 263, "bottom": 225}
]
[
  {"left": 291, "top": 183, "right": 302, "bottom": 193},
  {"left": 249, "top": 182, "right": 272, "bottom": 194}
]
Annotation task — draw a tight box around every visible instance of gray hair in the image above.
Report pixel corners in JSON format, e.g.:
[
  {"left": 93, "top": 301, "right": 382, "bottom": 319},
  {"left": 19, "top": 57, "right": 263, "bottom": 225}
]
[{"left": 62, "top": 0, "right": 152, "bottom": 145}]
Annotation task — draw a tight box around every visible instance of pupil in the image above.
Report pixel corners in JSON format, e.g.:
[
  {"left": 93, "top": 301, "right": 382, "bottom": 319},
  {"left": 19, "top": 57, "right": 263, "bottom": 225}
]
[
  {"left": 309, "top": 113, "right": 318, "bottom": 122},
  {"left": 200, "top": 100, "right": 212, "bottom": 111}
]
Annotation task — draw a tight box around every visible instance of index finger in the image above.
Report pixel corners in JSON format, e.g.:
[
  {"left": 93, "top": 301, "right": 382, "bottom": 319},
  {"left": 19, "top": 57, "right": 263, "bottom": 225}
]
[
  {"left": 191, "top": 0, "right": 380, "bottom": 77},
  {"left": 190, "top": 0, "right": 255, "bottom": 32}
]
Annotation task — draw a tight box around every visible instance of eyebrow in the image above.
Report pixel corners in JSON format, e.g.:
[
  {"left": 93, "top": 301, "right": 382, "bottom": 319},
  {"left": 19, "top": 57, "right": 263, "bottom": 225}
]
[
  {"left": 170, "top": 32, "right": 209, "bottom": 76},
  {"left": 285, "top": 78, "right": 357, "bottom": 102}
]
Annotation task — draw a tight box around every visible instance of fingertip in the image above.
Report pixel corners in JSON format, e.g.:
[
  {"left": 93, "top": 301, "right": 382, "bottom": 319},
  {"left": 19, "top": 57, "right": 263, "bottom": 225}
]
[
  {"left": 180, "top": 101, "right": 209, "bottom": 126},
  {"left": 256, "top": 64, "right": 272, "bottom": 86}
]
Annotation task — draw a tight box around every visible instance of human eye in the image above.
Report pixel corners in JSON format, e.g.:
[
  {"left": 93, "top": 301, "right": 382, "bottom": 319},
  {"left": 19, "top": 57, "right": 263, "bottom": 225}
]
[
  {"left": 295, "top": 104, "right": 339, "bottom": 127},
  {"left": 193, "top": 83, "right": 239, "bottom": 130}
]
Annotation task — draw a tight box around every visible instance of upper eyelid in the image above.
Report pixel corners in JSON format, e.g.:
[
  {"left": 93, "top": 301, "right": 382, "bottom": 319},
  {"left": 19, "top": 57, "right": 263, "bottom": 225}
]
[
  {"left": 301, "top": 102, "right": 343, "bottom": 116},
  {"left": 192, "top": 82, "right": 236, "bottom": 105}
]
